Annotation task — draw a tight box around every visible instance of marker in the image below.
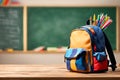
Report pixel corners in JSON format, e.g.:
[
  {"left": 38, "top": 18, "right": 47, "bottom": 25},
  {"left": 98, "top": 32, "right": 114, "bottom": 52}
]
[
  {"left": 93, "top": 14, "right": 96, "bottom": 21},
  {"left": 100, "top": 15, "right": 105, "bottom": 24},
  {"left": 105, "top": 14, "right": 108, "bottom": 21},
  {"left": 96, "top": 15, "right": 100, "bottom": 25},
  {"left": 89, "top": 16, "right": 92, "bottom": 25},
  {"left": 102, "top": 19, "right": 112, "bottom": 30},
  {"left": 100, "top": 16, "right": 106, "bottom": 28},
  {"left": 100, "top": 13, "right": 104, "bottom": 20},
  {"left": 93, "top": 14, "right": 96, "bottom": 25},
  {"left": 97, "top": 15, "right": 101, "bottom": 27},
  {"left": 101, "top": 16, "right": 111, "bottom": 28}
]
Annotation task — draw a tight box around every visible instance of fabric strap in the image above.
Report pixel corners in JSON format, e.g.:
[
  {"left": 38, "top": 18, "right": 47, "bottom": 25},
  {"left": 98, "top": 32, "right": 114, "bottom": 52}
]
[{"left": 103, "top": 32, "right": 117, "bottom": 71}]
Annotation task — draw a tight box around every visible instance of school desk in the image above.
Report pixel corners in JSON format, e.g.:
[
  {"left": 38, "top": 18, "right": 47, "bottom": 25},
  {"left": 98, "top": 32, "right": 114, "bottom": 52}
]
[{"left": 0, "top": 64, "right": 120, "bottom": 80}]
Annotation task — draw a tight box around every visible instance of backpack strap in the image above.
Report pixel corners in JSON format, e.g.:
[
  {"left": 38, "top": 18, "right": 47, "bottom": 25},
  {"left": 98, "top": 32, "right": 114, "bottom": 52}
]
[{"left": 103, "top": 32, "right": 117, "bottom": 71}]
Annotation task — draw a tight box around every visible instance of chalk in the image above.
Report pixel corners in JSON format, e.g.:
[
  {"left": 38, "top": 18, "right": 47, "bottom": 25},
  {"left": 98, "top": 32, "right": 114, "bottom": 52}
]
[
  {"left": 0, "top": 49, "right": 3, "bottom": 53},
  {"left": 6, "top": 48, "right": 14, "bottom": 53},
  {"left": 57, "top": 46, "right": 67, "bottom": 52},
  {"left": 34, "top": 46, "right": 46, "bottom": 52},
  {"left": 47, "top": 47, "right": 57, "bottom": 52}
]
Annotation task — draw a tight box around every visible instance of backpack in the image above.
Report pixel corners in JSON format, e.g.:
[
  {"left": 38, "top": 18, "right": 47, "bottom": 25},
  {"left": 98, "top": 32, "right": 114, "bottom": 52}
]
[{"left": 64, "top": 25, "right": 117, "bottom": 73}]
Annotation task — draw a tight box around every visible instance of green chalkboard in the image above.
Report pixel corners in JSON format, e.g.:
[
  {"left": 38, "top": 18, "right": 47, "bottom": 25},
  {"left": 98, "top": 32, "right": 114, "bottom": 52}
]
[
  {"left": 0, "top": 7, "right": 23, "bottom": 50},
  {"left": 28, "top": 7, "right": 116, "bottom": 50}
]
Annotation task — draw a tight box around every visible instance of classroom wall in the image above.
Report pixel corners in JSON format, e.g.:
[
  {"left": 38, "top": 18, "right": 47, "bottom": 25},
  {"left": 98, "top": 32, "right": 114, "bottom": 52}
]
[
  {"left": 0, "top": 52, "right": 120, "bottom": 64},
  {"left": 20, "top": 0, "right": 120, "bottom": 6},
  {"left": 0, "top": 53, "right": 64, "bottom": 64}
]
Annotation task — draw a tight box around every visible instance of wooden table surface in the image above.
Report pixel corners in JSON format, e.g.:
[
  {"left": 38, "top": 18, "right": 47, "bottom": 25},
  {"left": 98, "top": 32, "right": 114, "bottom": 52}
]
[{"left": 0, "top": 64, "right": 120, "bottom": 80}]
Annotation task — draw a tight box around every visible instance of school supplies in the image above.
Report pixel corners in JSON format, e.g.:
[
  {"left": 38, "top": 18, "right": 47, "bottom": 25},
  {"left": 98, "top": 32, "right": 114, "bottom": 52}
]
[
  {"left": 87, "top": 13, "right": 113, "bottom": 30},
  {"left": 86, "top": 16, "right": 93, "bottom": 25},
  {"left": 102, "top": 19, "right": 112, "bottom": 30},
  {"left": 64, "top": 25, "right": 116, "bottom": 73},
  {"left": 92, "top": 14, "right": 96, "bottom": 25}
]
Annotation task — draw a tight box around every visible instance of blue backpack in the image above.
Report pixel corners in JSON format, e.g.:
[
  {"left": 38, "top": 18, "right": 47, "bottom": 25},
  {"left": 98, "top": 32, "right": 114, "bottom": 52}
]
[{"left": 64, "top": 25, "right": 116, "bottom": 73}]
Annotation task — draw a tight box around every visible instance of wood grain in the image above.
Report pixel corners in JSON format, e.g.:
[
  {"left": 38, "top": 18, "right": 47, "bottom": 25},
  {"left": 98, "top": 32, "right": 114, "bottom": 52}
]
[{"left": 0, "top": 64, "right": 120, "bottom": 78}]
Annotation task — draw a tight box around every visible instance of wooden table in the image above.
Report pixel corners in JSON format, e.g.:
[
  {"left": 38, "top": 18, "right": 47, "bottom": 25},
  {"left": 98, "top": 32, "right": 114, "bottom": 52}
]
[{"left": 0, "top": 64, "right": 120, "bottom": 80}]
